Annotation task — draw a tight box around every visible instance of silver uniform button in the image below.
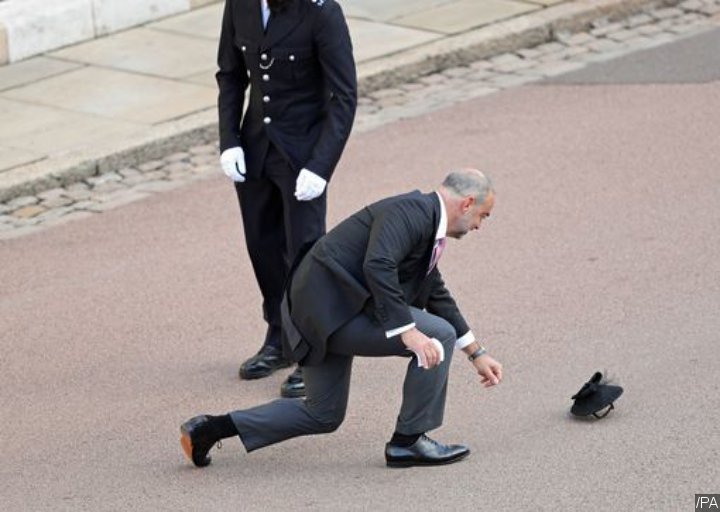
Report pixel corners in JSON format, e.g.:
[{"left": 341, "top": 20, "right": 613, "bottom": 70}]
[
  {"left": 262, "top": 74, "right": 269, "bottom": 81},
  {"left": 289, "top": 55, "right": 295, "bottom": 62},
  {"left": 261, "top": 53, "right": 268, "bottom": 61},
  {"left": 263, "top": 95, "right": 270, "bottom": 103},
  {"left": 241, "top": 45, "right": 247, "bottom": 52},
  {"left": 263, "top": 117, "right": 271, "bottom": 124}
]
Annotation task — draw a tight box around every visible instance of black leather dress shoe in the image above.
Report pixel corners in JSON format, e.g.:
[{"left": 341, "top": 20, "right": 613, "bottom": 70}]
[
  {"left": 239, "top": 345, "right": 292, "bottom": 380},
  {"left": 280, "top": 367, "right": 306, "bottom": 398},
  {"left": 180, "top": 415, "right": 216, "bottom": 468},
  {"left": 385, "top": 434, "right": 470, "bottom": 468}
]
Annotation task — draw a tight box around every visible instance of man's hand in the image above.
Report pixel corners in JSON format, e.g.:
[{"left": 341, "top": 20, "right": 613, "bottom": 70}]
[
  {"left": 472, "top": 354, "right": 503, "bottom": 387},
  {"left": 400, "top": 328, "right": 443, "bottom": 370},
  {"left": 220, "top": 147, "right": 246, "bottom": 182},
  {"left": 295, "top": 168, "right": 327, "bottom": 201}
]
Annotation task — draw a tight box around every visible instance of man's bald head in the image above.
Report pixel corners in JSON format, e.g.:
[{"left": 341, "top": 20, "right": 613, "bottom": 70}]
[
  {"left": 441, "top": 169, "right": 494, "bottom": 205},
  {"left": 438, "top": 169, "right": 495, "bottom": 239}
]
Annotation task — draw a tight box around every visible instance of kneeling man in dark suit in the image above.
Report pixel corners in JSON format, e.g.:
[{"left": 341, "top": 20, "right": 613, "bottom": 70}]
[{"left": 180, "top": 169, "right": 503, "bottom": 468}]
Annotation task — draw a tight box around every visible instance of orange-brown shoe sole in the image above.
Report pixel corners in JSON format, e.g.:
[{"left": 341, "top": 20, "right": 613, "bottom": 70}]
[{"left": 180, "top": 429, "right": 194, "bottom": 463}]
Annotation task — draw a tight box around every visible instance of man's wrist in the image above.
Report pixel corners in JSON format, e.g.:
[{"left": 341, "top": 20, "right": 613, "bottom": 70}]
[{"left": 468, "top": 346, "right": 487, "bottom": 361}]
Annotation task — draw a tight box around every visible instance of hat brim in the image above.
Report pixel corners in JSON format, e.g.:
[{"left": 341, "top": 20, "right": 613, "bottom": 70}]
[{"left": 571, "top": 385, "right": 623, "bottom": 417}]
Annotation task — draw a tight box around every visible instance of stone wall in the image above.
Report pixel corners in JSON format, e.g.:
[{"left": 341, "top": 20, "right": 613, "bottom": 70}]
[{"left": 0, "top": 0, "right": 218, "bottom": 64}]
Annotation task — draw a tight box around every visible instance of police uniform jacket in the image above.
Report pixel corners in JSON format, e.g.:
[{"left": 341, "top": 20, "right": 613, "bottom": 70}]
[{"left": 217, "top": 0, "right": 357, "bottom": 180}]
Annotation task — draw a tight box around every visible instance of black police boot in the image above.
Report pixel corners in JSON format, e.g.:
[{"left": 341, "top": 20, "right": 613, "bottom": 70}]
[
  {"left": 280, "top": 366, "right": 305, "bottom": 398},
  {"left": 239, "top": 345, "right": 292, "bottom": 380}
]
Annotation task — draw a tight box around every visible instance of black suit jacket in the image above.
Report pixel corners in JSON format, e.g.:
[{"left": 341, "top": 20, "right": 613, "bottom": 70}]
[
  {"left": 284, "top": 191, "right": 471, "bottom": 365},
  {"left": 216, "top": 0, "right": 357, "bottom": 179}
]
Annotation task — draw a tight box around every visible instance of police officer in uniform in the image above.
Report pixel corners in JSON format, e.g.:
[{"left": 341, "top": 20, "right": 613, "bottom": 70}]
[{"left": 216, "top": 0, "right": 357, "bottom": 397}]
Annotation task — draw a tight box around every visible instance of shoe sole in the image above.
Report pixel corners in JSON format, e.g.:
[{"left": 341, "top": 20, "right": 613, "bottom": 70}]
[
  {"left": 179, "top": 426, "right": 194, "bottom": 463},
  {"left": 386, "top": 450, "right": 470, "bottom": 468}
]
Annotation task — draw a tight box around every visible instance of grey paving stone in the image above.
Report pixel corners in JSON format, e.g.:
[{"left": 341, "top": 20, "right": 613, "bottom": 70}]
[
  {"left": 466, "top": 69, "right": 495, "bottom": 81},
  {"left": 163, "top": 162, "right": 195, "bottom": 174},
  {"left": 418, "top": 74, "right": 446, "bottom": 86},
  {"left": 34, "top": 206, "right": 74, "bottom": 221},
  {"left": 7, "top": 195, "right": 40, "bottom": 208},
  {"left": 399, "top": 82, "right": 425, "bottom": 92},
  {"left": 41, "top": 196, "right": 75, "bottom": 209},
  {"left": 64, "top": 189, "right": 94, "bottom": 201},
  {"left": 485, "top": 73, "right": 537, "bottom": 88},
  {"left": 140, "top": 170, "right": 167, "bottom": 181},
  {"left": 442, "top": 67, "right": 472, "bottom": 79},
  {"left": 356, "top": 104, "right": 380, "bottom": 117},
  {"left": 533, "top": 60, "right": 586, "bottom": 77},
  {"left": 469, "top": 60, "right": 493, "bottom": 71},
  {"left": 638, "top": 24, "right": 664, "bottom": 35},
  {"left": 699, "top": 3, "right": 720, "bottom": 13},
  {"left": 164, "top": 152, "right": 191, "bottom": 163},
  {"left": 492, "top": 58, "right": 534, "bottom": 72},
  {"left": 556, "top": 32, "right": 595, "bottom": 46},
  {"left": 489, "top": 53, "right": 524, "bottom": 65},
  {"left": 369, "top": 88, "right": 404, "bottom": 100},
  {"left": 191, "top": 164, "right": 216, "bottom": 175},
  {"left": 376, "top": 95, "right": 407, "bottom": 108},
  {"left": 72, "top": 200, "right": 101, "bottom": 210},
  {"left": 590, "top": 22, "right": 625, "bottom": 37},
  {"left": 11, "top": 205, "right": 46, "bottom": 219},
  {"left": 608, "top": 29, "right": 641, "bottom": 41},
  {"left": 590, "top": 16, "right": 611, "bottom": 28},
  {"left": 190, "top": 154, "right": 217, "bottom": 166},
  {"left": 516, "top": 47, "right": 543, "bottom": 59},
  {"left": 668, "top": 22, "right": 708, "bottom": 33},
  {"left": 117, "top": 167, "right": 141, "bottom": 178},
  {"left": 679, "top": 12, "right": 705, "bottom": 21},
  {"left": 66, "top": 182, "right": 90, "bottom": 192},
  {"left": 134, "top": 181, "right": 183, "bottom": 193},
  {"left": 138, "top": 160, "right": 165, "bottom": 172},
  {"left": 625, "top": 13, "right": 654, "bottom": 27},
  {"left": 587, "top": 38, "right": 624, "bottom": 53},
  {"left": 87, "top": 172, "right": 122, "bottom": 186},
  {"left": 679, "top": 0, "right": 703, "bottom": 9},
  {"left": 652, "top": 8, "right": 684, "bottom": 19},
  {"left": 189, "top": 144, "right": 216, "bottom": 155},
  {"left": 92, "top": 181, "right": 127, "bottom": 195},
  {"left": 37, "top": 188, "right": 66, "bottom": 201}
]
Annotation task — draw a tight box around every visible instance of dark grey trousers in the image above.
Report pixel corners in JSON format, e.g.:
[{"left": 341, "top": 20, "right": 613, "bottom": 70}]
[{"left": 230, "top": 307, "right": 457, "bottom": 452}]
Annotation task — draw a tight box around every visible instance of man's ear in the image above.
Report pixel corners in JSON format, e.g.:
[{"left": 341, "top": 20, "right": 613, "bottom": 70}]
[{"left": 461, "top": 196, "right": 476, "bottom": 213}]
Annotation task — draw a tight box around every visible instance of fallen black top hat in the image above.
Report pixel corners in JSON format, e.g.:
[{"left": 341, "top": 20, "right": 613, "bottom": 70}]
[{"left": 571, "top": 371, "right": 623, "bottom": 418}]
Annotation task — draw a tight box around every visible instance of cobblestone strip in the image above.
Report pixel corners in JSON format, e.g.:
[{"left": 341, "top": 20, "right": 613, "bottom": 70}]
[{"left": 1, "top": 0, "right": 719, "bottom": 240}]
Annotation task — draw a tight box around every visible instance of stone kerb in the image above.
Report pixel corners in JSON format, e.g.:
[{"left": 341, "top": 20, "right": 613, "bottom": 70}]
[
  {"left": 0, "top": 23, "right": 7, "bottom": 65},
  {"left": 0, "top": 0, "right": 218, "bottom": 64}
]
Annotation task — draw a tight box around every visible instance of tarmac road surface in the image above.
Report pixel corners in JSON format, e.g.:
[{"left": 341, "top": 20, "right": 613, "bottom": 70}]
[{"left": 1, "top": 28, "right": 719, "bottom": 511}]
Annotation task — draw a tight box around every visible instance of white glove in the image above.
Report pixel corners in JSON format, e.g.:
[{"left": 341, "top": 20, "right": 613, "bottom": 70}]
[
  {"left": 294, "top": 168, "right": 327, "bottom": 201},
  {"left": 220, "top": 147, "right": 246, "bottom": 182},
  {"left": 413, "top": 338, "right": 445, "bottom": 369}
]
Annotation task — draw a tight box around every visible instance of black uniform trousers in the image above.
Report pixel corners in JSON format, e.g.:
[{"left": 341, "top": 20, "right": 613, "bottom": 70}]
[{"left": 235, "top": 143, "right": 326, "bottom": 349}]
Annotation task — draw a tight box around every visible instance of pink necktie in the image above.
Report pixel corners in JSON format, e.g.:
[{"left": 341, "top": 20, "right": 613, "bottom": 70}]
[{"left": 427, "top": 237, "right": 446, "bottom": 274}]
